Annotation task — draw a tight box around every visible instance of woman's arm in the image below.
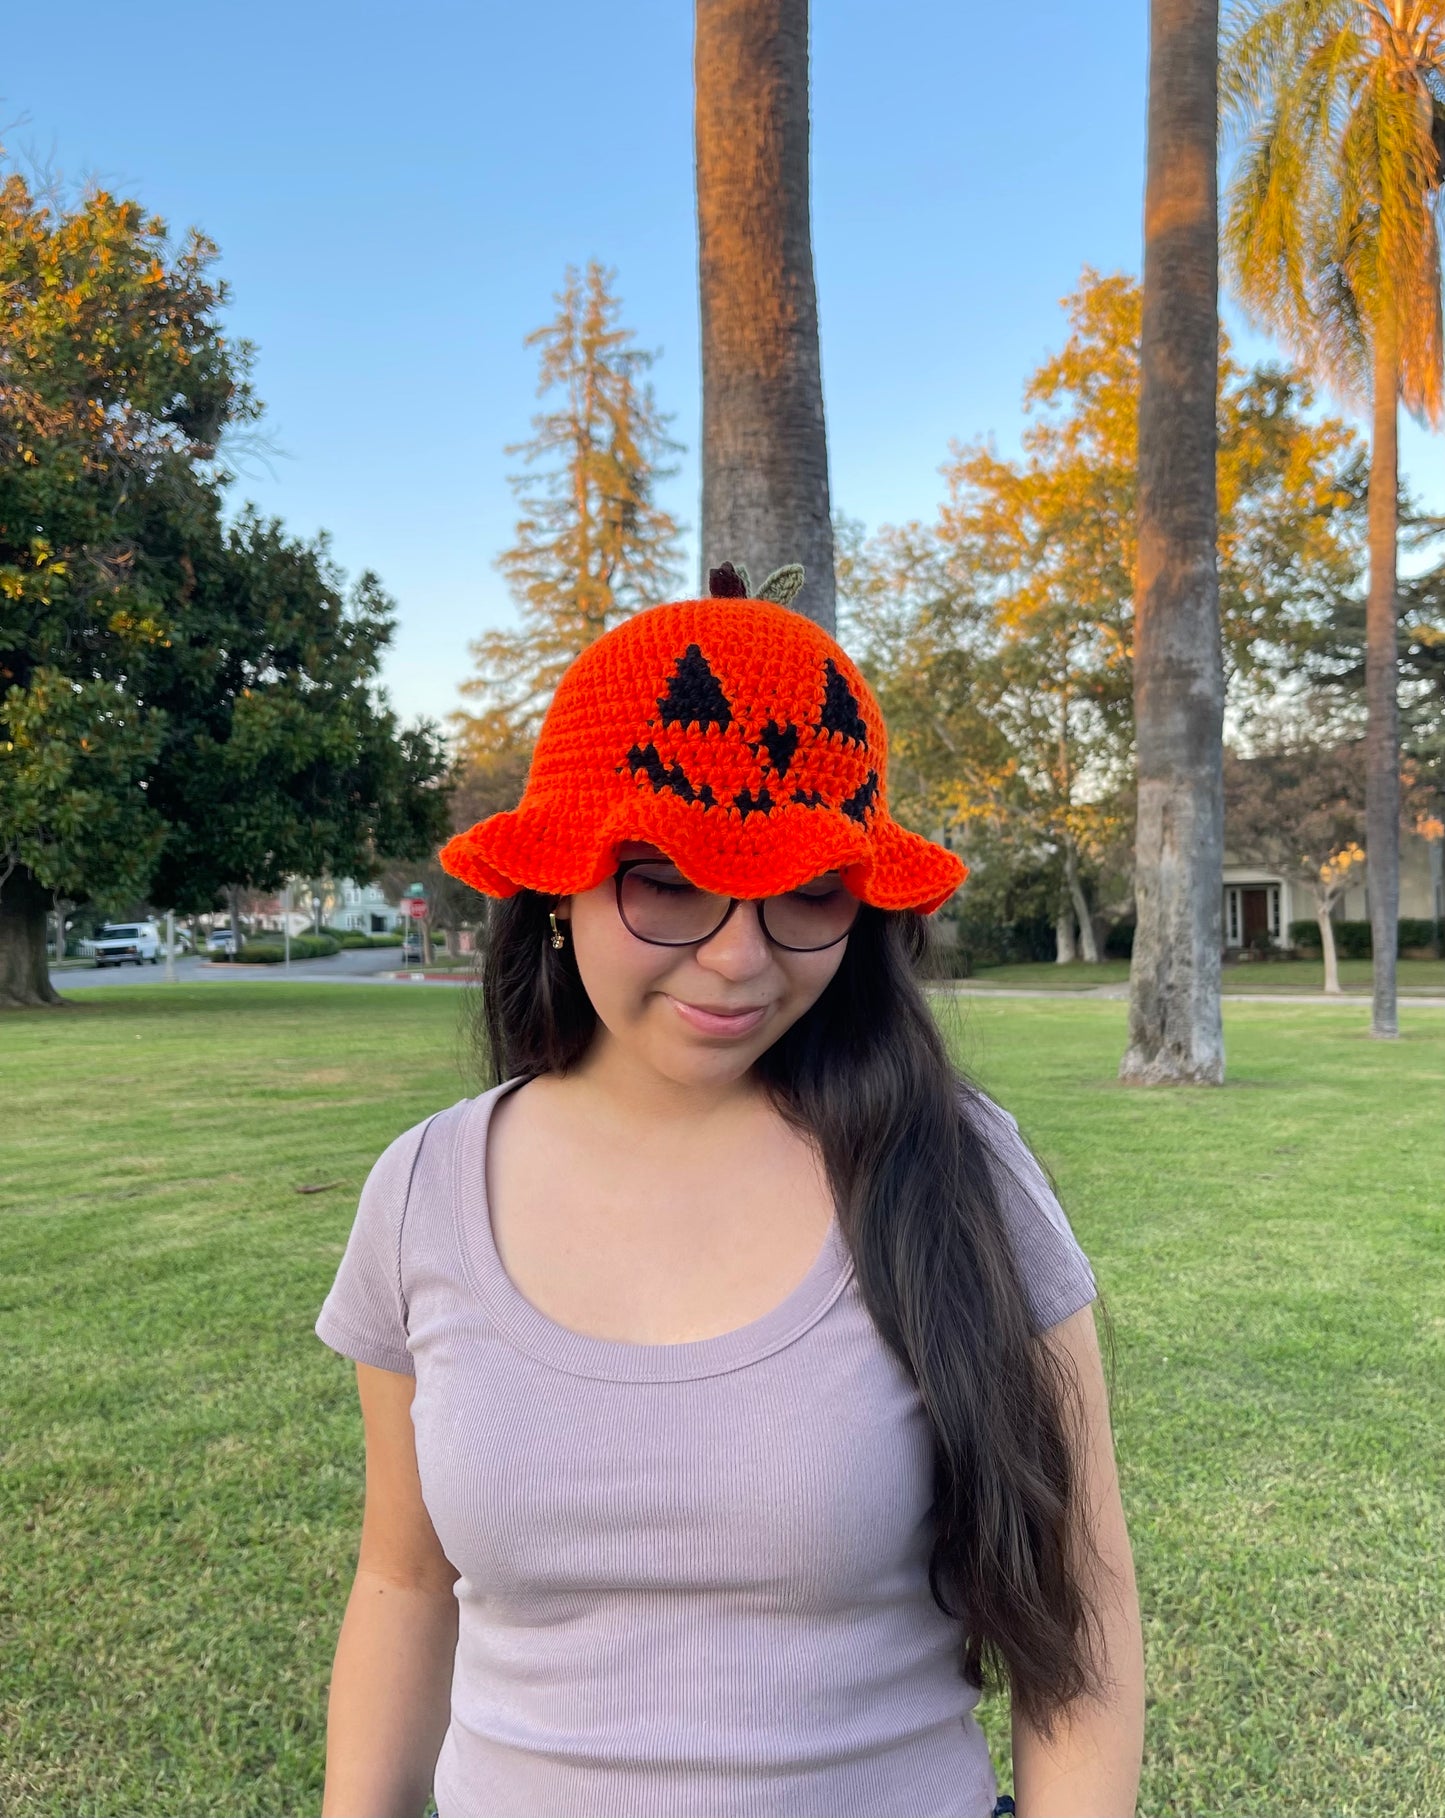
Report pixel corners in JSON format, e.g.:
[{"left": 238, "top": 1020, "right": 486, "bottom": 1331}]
[
  {"left": 322, "top": 1362, "right": 460, "bottom": 1818},
  {"left": 1010, "top": 1304, "right": 1146, "bottom": 1818}
]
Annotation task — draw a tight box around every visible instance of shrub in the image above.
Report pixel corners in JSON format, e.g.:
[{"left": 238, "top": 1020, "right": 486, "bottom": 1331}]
[
  {"left": 944, "top": 903, "right": 1056, "bottom": 974},
  {"left": 228, "top": 934, "right": 339, "bottom": 964},
  {"left": 1400, "top": 917, "right": 1444, "bottom": 954},
  {"left": 1286, "top": 918, "right": 1442, "bottom": 959}
]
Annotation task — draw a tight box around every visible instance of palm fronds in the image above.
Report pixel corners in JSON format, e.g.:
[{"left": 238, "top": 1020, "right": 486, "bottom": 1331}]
[{"left": 1221, "top": 0, "right": 1445, "bottom": 426}]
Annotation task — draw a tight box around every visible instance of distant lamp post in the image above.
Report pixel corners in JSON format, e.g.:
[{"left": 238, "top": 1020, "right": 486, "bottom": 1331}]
[
  {"left": 165, "top": 908, "right": 176, "bottom": 983},
  {"left": 311, "top": 890, "right": 322, "bottom": 936}
]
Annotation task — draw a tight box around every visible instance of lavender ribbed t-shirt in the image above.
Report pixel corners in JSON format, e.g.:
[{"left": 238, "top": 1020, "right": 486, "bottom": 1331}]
[{"left": 315, "top": 1076, "right": 1098, "bottom": 1818}]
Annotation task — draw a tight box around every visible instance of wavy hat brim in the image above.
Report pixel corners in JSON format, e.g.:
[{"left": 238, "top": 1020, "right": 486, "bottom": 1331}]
[{"left": 439, "top": 793, "right": 967, "bottom": 916}]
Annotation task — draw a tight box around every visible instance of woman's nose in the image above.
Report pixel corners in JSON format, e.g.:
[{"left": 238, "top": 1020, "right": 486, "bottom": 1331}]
[{"left": 694, "top": 900, "right": 772, "bottom": 977}]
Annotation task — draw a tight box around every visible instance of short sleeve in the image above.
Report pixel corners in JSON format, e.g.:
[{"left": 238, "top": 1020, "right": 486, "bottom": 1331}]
[
  {"left": 315, "top": 1116, "right": 436, "bottom": 1375},
  {"left": 971, "top": 1091, "right": 1098, "bottom": 1334}
]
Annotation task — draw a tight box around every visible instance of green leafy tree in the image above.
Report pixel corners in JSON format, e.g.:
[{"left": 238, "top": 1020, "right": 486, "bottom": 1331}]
[
  {"left": 1295, "top": 534, "right": 1445, "bottom": 815},
  {"left": 457, "top": 262, "right": 684, "bottom": 757},
  {"left": 0, "top": 169, "right": 254, "bottom": 1004},
  {"left": 142, "top": 511, "right": 453, "bottom": 935},
  {"left": 0, "top": 169, "right": 450, "bottom": 1007},
  {"left": 1221, "top": 0, "right": 1445, "bottom": 1037}
]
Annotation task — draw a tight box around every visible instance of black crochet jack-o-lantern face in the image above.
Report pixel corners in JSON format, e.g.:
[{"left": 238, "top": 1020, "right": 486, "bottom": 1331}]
[{"left": 617, "top": 642, "right": 881, "bottom": 826}]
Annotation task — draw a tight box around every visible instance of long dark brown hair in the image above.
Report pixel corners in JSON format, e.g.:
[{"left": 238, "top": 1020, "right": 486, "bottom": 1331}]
[{"left": 473, "top": 889, "right": 1119, "bottom": 1740}]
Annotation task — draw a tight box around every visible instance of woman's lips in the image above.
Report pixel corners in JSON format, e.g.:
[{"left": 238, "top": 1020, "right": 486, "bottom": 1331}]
[{"left": 666, "top": 997, "right": 770, "bottom": 1038}]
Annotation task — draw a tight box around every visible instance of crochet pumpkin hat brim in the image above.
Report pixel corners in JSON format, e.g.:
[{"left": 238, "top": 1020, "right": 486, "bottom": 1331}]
[
  {"left": 438, "top": 793, "right": 966, "bottom": 916},
  {"left": 438, "top": 593, "right": 969, "bottom": 918}
]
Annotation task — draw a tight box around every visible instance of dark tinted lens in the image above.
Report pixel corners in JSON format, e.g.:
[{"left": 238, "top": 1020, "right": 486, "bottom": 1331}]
[
  {"left": 617, "top": 862, "right": 860, "bottom": 950},
  {"left": 760, "top": 875, "right": 860, "bottom": 950},
  {"left": 618, "top": 864, "right": 732, "bottom": 944}
]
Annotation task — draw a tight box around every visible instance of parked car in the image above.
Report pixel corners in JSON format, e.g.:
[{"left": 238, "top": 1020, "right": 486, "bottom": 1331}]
[
  {"left": 400, "top": 932, "right": 424, "bottom": 965},
  {"left": 91, "top": 922, "right": 163, "bottom": 967},
  {"left": 205, "top": 929, "right": 237, "bottom": 953}
]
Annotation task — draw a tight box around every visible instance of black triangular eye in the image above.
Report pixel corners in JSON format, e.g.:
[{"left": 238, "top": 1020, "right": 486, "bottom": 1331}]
[
  {"left": 758, "top": 720, "right": 799, "bottom": 777},
  {"left": 840, "top": 768, "right": 879, "bottom": 823},
  {"left": 818, "top": 660, "right": 868, "bottom": 745},
  {"left": 658, "top": 645, "right": 732, "bottom": 730}
]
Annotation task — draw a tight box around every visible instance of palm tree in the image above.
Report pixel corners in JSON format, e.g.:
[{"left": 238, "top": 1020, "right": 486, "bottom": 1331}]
[
  {"left": 1120, "top": 0, "right": 1228, "bottom": 1086},
  {"left": 694, "top": 0, "right": 836, "bottom": 632},
  {"left": 1221, "top": 0, "right": 1445, "bottom": 1040}
]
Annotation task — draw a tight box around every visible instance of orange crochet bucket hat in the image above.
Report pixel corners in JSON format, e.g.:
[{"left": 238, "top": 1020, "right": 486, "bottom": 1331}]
[{"left": 438, "top": 562, "right": 967, "bottom": 914}]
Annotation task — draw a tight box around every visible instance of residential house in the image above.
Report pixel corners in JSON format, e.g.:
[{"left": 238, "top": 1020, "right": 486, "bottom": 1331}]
[
  {"left": 246, "top": 878, "right": 403, "bottom": 937},
  {"left": 1224, "top": 825, "right": 1443, "bottom": 952}
]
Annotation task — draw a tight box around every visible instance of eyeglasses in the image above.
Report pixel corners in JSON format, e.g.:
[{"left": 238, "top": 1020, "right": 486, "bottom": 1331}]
[{"left": 612, "top": 857, "right": 861, "bottom": 952}]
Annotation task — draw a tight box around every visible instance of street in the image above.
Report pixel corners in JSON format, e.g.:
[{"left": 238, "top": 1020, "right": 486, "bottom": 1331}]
[{"left": 55, "top": 945, "right": 417, "bottom": 991}]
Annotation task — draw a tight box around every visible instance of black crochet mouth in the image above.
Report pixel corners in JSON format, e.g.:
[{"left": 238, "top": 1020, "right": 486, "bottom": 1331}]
[{"left": 618, "top": 646, "right": 878, "bottom": 824}]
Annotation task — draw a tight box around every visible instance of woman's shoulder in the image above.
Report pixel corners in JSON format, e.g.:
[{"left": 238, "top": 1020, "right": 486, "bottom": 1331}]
[
  {"left": 954, "top": 1076, "right": 1029, "bottom": 1153},
  {"left": 954, "top": 1078, "right": 1098, "bottom": 1331},
  {"left": 355, "top": 1081, "right": 513, "bottom": 1213},
  {"left": 372, "top": 1079, "right": 518, "bottom": 1162}
]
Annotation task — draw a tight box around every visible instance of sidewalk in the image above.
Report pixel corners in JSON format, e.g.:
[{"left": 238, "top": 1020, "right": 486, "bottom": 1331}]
[
  {"left": 935, "top": 981, "right": 1445, "bottom": 1006},
  {"left": 374, "top": 972, "right": 1445, "bottom": 1004}
]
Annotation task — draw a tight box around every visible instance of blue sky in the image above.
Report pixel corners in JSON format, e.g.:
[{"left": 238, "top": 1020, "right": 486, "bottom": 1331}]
[{"left": 8, "top": 1, "right": 1442, "bottom": 728}]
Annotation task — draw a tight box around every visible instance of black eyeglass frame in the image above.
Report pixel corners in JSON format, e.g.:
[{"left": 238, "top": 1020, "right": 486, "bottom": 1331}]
[{"left": 610, "top": 856, "right": 862, "bottom": 953}]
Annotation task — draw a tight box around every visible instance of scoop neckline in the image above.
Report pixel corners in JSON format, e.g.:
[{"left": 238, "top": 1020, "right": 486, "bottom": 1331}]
[{"left": 451, "top": 1076, "right": 854, "bottom": 1383}]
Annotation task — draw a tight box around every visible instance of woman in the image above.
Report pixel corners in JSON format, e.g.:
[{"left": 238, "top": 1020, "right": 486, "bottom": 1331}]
[{"left": 315, "top": 564, "right": 1145, "bottom": 1818}]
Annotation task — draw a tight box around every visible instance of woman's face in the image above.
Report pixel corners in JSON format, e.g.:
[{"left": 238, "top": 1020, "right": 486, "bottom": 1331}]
[{"left": 555, "top": 841, "right": 852, "bottom": 1090}]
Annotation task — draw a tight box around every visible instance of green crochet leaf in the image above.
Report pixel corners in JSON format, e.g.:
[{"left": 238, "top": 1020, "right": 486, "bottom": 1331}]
[{"left": 757, "top": 563, "right": 804, "bottom": 607}]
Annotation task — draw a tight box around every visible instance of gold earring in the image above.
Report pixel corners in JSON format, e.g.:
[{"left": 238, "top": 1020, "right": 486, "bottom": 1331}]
[{"left": 549, "top": 911, "right": 566, "bottom": 950}]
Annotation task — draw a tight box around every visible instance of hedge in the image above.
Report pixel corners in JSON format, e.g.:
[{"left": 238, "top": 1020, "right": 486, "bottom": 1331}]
[
  {"left": 1287, "top": 918, "right": 1443, "bottom": 958},
  {"left": 217, "top": 934, "right": 340, "bottom": 964}
]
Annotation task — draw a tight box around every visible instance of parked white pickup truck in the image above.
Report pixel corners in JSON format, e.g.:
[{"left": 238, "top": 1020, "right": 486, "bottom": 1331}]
[{"left": 90, "top": 922, "right": 164, "bottom": 967}]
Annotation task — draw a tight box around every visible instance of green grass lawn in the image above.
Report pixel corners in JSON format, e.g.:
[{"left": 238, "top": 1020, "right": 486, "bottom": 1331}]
[
  {"left": 3, "top": 982, "right": 1442, "bottom": 1816},
  {"left": 962, "top": 956, "right": 1445, "bottom": 994}
]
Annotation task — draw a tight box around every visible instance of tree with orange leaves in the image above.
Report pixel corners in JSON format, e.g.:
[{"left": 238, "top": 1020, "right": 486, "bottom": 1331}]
[
  {"left": 842, "top": 271, "right": 1365, "bottom": 964},
  {"left": 459, "top": 262, "right": 685, "bottom": 754}
]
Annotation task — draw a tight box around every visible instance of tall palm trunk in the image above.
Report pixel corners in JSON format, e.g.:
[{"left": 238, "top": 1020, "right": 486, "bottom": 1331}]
[
  {"left": 1120, "top": 0, "right": 1226, "bottom": 1086},
  {"left": 1366, "top": 308, "right": 1401, "bottom": 1039},
  {"left": 695, "top": 0, "right": 835, "bottom": 632}
]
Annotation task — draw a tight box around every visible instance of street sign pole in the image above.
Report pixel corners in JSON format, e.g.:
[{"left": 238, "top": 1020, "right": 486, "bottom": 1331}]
[
  {"left": 283, "top": 883, "right": 292, "bottom": 970},
  {"left": 404, "top": 885, "right": 429, "bottom": 970},
  {"left": 165, "top": 909, "right": 176, "bottom": 983}
]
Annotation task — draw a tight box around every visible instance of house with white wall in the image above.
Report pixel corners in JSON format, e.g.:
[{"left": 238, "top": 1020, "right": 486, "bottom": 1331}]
[
  {"left": 246, "top": 878, "right": 403, "bottom": 936},
  {"left": 331, "top": 878, "right": 403, "bottom": 934},
  {"left": 1223, "top": 827, "right": 1443, "bottom": 951}
]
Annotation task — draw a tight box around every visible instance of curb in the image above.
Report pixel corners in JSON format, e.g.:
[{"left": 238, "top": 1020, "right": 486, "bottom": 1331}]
[{"left": 934, "top": 984, "right": 1445, "bottom": 1006}]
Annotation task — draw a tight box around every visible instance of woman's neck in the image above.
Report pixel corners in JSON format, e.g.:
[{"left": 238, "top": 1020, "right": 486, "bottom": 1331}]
[{"left": 562, "top": 1027, "right": 766, "bottom": 1139}]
